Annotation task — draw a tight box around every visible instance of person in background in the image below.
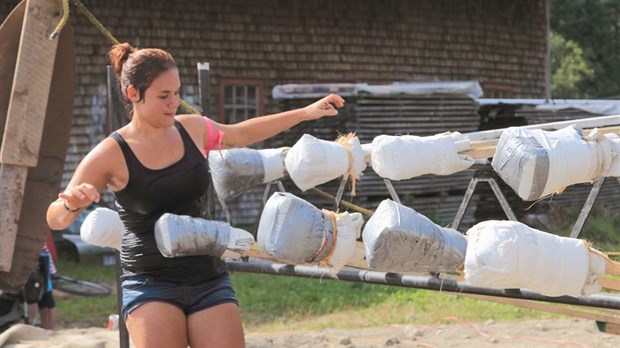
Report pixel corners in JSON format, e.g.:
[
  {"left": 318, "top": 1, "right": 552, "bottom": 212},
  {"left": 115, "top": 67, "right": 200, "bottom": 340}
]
[
  {"left": 46, "top": 42, "right": 345, "bottom": 348},
  {"left": 26, "top": 240, "right": 57, "bottom": 330}
]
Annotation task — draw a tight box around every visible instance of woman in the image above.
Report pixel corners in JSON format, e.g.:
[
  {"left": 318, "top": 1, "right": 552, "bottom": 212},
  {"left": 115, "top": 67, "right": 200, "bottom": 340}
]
[{"left": 46, "top": 42, "right": 344, "bottom": 348}]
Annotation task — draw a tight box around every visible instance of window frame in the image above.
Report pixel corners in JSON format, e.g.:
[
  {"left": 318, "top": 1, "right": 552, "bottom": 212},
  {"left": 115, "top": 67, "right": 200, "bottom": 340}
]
[{"left": 218, "top": 77, "right": 265, "bottom": 124}]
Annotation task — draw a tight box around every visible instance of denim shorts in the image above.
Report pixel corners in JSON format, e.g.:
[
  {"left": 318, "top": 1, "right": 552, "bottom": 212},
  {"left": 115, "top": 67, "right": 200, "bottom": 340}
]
[{"left": 121, "top": 274, "right": 238, "bottom": 321}]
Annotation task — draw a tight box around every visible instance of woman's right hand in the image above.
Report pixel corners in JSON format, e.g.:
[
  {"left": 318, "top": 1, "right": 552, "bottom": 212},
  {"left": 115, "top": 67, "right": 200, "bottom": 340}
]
[
  {"left": 58, "top": 183, "right": 100, "bottom": 211},
  {"left": 302, "top": 94, "right": 345, "bottom": 121}
]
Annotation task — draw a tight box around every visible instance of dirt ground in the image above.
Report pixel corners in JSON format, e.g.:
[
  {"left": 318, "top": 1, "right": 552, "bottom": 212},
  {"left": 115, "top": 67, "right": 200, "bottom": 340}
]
[
  {"left": 245, "top": 318, "right": 620, "bottom": 348},
  {"left": 2, "top": 318, "right": 620, "bottom": 347}
]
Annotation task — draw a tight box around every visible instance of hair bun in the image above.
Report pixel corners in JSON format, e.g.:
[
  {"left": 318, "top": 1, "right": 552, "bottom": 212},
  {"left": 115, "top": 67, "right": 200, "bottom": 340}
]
[{"left": 108, "top": 42, "right": 136, "bottom": 78}]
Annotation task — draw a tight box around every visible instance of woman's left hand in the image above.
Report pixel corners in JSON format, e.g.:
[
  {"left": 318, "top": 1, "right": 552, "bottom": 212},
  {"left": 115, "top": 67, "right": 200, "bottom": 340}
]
[{"left": 302, "top": 94, "right": 345, "bottom": 120}]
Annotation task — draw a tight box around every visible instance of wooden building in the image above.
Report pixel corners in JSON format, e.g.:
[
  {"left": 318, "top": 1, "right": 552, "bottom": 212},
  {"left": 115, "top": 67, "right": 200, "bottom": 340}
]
[{"left": 0, "top": 0, "right": 550, "bottom": 226}]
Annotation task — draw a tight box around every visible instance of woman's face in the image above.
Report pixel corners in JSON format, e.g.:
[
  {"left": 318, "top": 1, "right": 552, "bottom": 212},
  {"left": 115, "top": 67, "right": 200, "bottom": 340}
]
[{"left": 130, "top": 67, "right": 181, "bottom": 127}]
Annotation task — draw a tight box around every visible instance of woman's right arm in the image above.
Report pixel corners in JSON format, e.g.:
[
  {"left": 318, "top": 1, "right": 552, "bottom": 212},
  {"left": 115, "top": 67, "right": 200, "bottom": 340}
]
[{"left": 46, "top": 139, "right": 118, "bottom": 230}]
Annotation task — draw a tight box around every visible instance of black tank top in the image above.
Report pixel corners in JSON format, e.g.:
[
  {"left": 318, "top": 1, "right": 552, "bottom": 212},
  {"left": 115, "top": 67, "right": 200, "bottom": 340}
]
[{"left": 111, "top": 121, "right": 226, "bottom": 284}]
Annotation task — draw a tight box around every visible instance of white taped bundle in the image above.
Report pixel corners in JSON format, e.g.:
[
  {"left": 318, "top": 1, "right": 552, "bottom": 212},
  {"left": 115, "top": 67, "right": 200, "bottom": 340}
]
[
  {"left": 465, "top": 220, "right": 606, "bottom": 297},
  {"left": 371, "top": 132, "right": 474, "bottom": 180},
  {"left": 80, "top": 207, "right": 124, "bottom": 251},
  {"left": 257, "top": 192, "right": 363, "bottom": 270},
  {"left": 155, "top": 213, "right": 254, "bottom": 258},
  {"left": 492, "top": 126, "right": 620, "bottom": 201},
  {"left": 285, "top": 134, "right": 366, "bottom": 192},
  {"left": 208, "top": 147, "right": 288, "bottom": 200},
  {"left": 362, "top": 199, "right": 467, "bottom": 273}
]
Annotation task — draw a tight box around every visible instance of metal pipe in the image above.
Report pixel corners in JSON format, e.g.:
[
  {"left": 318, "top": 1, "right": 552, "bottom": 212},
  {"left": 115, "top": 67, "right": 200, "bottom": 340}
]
[{"left": 227, "top": 258, "right": 620, "bottom": 310}]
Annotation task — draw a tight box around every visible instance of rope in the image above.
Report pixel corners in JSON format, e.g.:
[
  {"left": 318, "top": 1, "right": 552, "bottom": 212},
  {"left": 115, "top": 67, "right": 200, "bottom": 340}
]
[
  {"left": 335, "top": 133, "right": 358, "bottom": 196},
  {"left": 320, "top": 210, "right": 339, "bottom": 268},
  {"left": 68, "top": 0, "right": 199, "bottom": 114},
  {"left": 71, "top": 0, "right": 118, "bottom": 45},
  {"left": 310, "top": 188, "right": 374, "bottom": 217},
  {"left": 49, "top": 0, "right": 70, "bottom": 39}
]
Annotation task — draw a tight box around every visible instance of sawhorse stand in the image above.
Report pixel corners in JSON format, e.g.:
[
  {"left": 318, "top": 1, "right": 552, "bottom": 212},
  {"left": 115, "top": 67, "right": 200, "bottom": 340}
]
[{"left": 450, "top": 163, "right": 618, "bottom": 238}]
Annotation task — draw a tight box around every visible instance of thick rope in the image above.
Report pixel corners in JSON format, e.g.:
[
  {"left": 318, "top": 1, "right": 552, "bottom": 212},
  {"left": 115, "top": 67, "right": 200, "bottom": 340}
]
[
  {"left": 319, "top": 210, "right": 339, "bottom": 268},
  {"left": 71, "top": 0, "right": 118, "bottom": 45},
  {"left": 49, "top": 0, "right": 70, "bottom": 39},
  {"left": 310, "top": 187, "right": 374, "bottom": 217},
  {"left": 335, "top": 133, "right": 358, "bottom": 196}
]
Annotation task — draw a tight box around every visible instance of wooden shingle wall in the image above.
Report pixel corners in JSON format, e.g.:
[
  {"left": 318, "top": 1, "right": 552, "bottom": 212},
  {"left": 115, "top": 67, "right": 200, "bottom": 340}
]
[{"left": 0, "top": 0, "right": 548, "bottom": 215}]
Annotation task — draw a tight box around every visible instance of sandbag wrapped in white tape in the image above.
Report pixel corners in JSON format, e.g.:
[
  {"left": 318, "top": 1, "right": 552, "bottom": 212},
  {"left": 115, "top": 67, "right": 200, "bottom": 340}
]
[
  {"left": 257, "top": 192, "right": 363, "bottom": 270},
  {"left": 362, "top": 199, "right": 467, "bottom": 273},
  {"left": 587, "top": 129, "right": 620, "bottom": 177},
  {"left": 371, "top": 132, "right": 474, "bottom": 180},
  {"left": 492, "top": 126, "right": 620, "bottom": 201},
  {"left": 209, "top": 147, "right": 288, "bottom": 200},
  {"left": 155, "top": 213, "right": 254, "bottom": 258},
  {"left": 80, "top": 207, "right": 124, "bottom": 251},
  {"left": 465, "top": 220, "right": 605, "bottom": 297},
  {"left": 285, "top": 134, "right": 366, "bottom": 191}
]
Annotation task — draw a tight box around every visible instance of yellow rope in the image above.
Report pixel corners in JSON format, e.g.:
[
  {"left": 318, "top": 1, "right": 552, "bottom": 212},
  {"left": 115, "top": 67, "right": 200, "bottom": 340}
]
[
  {"left": 69, "top": 0, "right": 199, "bottom": 114},
  {"left": 71, "top": 0, "right": 118, "bottom": 45},
  {"left": 309, "top": 188, "right": 374, "bottom": 217},
  {"left": 49, "top": 0, "right": 70, "bottom": 39}
]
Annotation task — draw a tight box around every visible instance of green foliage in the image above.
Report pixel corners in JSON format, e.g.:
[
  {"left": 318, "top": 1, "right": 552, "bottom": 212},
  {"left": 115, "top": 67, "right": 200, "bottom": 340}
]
[
  {"left": 579, "top": 208, "right": 620, "bottom": 252},
  {"left": 524, "top": 204, "right": 620, "bottom": 252},
  {"left": 550, "top": 32, "right": 594, "bottom": 98},
  {"left": 551, "top": 0, "right": 620, "bottom": 98}
]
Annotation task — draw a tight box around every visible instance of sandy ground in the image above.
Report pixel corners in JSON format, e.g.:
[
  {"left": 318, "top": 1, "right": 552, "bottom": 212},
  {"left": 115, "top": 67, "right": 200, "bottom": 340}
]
[{"left": 2, "top": 318, "right": 620, "bottom": 348}]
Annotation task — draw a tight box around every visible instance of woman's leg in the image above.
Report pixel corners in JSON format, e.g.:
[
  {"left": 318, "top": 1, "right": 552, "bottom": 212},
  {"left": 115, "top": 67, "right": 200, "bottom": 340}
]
[
  {"left": 187, "top": 302, "right": 244, "bottom": 348},
  {"left": 126, "top": 301, "right": 188, "bottom": 348}
]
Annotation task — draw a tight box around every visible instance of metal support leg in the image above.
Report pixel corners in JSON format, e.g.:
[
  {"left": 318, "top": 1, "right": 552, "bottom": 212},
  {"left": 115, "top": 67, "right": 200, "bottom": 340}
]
[
  {"left": 451, "top": 176, "right": 479, "bottom": 230},
  {"left": 333, "top": 177, "right": 349, "bottom": 211},
  {"left": 570, "top": 177, "right": 605, "bottom": 238},
  {"left": 383, "top": 178, "right": 401, "bottom": 204},
  {"left": 451, "top": 169, "right": 517, "bottom": 231},
  {"left": 262, "top": 180, "right": 286, "bottom": 205}
]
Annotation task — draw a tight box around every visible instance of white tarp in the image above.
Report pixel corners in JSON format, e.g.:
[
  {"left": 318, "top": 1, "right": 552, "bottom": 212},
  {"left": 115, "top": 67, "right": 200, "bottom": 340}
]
[
  {"left": 80, "top": 207, "right": 124, "bottom": 251},
  {"left": 272, "top": 81, "right": 483, "bottom": 100},
  {"left": 362, "top": 199, "right": 467, "bottom": 273},
  {"left": 465, "top": 220, "right": 606, "bottom": 297},
  {"left": 208, "top": 147, "right": 287, "bottom": 200},
  {"left": 257, "top": 192, "right": 362, "bottom": 270},
  {"left": 371, "top": 132, "right": 474, "bottom": 180},
  {"left": 154, "top": 213, "right": 254, "bottom": 258},
  {"left": 285, "top": 134, "right": 366, "bottom": 191},
  {"left": 492, "top": 126, "right": 620, "bottom": 201}
]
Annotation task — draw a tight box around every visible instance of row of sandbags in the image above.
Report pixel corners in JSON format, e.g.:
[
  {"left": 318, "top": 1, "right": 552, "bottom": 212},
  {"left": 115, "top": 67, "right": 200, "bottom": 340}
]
[
  {"left": 210, "top": 125, "right": 620, "bottom": 203},
  {"left": 209, "top": 131, "right": 474, "bottom": 201},
  {"left": 80, "top": 192, "right": 612, "bottom": 298}
]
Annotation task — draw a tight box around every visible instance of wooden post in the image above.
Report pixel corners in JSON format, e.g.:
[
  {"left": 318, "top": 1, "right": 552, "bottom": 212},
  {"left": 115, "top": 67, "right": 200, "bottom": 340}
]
[
  {"left": 197, "top": 62, "right": 210, "bottom": 116},
  {"left": 0, "top": 0, "right": 62, "bottom": 272},
  {"left": 106, "top": 64, "right": 130, "bottom": 348},
  {"left": 197, "top": 62, "right": 217, "bottom": 219}
]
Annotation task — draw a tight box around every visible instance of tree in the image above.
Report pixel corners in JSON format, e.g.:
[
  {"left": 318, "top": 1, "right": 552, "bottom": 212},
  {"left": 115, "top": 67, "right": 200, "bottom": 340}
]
[
  {"left": 550, "top": 32, "right": 594, "bottom": 98},
  {"left": 551, "top": 0, "right": 620, "bottom": 98}
]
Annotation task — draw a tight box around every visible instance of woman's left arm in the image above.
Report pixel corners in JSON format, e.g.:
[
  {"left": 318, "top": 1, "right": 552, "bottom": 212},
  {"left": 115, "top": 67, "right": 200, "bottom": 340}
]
[{"left": 215, "top": 94, "right": 345, "bottom": 148}]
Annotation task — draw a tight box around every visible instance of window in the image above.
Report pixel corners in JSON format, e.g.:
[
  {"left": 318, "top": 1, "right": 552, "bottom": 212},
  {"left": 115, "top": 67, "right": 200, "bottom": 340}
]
[{"left": 219, "top": 78, "right": 264, "bottom": 124}]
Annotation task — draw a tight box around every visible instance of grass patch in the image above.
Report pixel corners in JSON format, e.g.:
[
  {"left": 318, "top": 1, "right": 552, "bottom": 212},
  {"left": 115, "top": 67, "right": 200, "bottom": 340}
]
[
  {"left": 54, "top": 257, "right": 118, "bottom": 329},
  {"left": 232, "top": 272, "right": 555, "bottom": 332}
]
